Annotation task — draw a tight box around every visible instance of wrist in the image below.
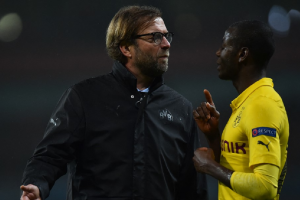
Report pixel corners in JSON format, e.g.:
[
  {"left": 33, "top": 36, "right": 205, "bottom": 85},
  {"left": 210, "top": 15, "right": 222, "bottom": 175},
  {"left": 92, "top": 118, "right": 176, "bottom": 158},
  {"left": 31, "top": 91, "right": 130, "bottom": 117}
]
[
  {"left": 207, "top": 161, "right": 234, "bottom": 188},
  {"left": 205, "top": 131, "right": 220, "bottom": 143}
]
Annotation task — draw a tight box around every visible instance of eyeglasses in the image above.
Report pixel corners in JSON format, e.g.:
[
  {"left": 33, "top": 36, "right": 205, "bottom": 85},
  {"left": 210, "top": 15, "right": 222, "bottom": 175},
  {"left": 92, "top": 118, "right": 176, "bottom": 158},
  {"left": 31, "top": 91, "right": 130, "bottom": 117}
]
[{"left": 134, "top": 32, "right": 174, "bottom": 45}]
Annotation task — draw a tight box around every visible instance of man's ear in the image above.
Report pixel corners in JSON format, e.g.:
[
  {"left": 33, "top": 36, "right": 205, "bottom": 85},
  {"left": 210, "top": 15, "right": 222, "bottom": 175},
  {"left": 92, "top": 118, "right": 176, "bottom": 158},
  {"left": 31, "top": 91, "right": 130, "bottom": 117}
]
[
  {"left": 238, "top": 47, "right": 249, "bottom": 63},
  {"left": 119, "top": 43, "right": 132, "bottom": 58}
]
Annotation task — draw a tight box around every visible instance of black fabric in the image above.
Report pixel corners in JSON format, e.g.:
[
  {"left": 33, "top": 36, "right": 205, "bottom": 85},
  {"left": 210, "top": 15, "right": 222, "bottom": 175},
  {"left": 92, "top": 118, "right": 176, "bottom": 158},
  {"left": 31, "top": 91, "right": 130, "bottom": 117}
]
[{"left": 22, "top": 61, "right": 208, "bottom": 200}]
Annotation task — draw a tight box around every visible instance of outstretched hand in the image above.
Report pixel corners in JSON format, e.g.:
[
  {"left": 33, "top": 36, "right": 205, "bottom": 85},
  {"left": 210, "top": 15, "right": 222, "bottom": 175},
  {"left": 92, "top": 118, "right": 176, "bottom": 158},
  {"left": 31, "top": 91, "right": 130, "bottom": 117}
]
[
  {"left": 20, "top": 184, "right": 41, "bottom": 200},
  {"left": 193, "top": 89, "right": 220, "bottom": 137}
]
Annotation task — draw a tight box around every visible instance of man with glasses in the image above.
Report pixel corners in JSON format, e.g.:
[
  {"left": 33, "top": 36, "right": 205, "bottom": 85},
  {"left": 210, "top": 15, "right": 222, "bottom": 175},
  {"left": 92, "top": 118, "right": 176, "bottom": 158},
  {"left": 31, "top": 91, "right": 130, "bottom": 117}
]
[{"left": 21, "top": 5, "right": 208, "bottom": 200}]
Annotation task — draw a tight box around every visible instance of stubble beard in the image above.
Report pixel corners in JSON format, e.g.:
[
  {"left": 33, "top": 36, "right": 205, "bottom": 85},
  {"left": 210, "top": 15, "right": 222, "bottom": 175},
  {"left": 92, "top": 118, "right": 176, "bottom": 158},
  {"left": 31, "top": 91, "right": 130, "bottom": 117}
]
[{"left": 134, "top": 46, "right": 169, "bottom": 78}]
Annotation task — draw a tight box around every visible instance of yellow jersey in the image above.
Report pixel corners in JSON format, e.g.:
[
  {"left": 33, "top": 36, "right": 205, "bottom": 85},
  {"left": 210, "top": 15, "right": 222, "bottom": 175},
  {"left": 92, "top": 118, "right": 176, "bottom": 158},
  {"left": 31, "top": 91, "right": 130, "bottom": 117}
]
[{"left": 218, "top": 78, "right": 289, "bottom": 200}]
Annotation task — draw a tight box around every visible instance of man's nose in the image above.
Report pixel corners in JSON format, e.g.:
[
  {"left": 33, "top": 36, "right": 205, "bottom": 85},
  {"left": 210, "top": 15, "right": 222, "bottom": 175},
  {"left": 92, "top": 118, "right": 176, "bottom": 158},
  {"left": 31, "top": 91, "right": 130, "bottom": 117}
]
[
  {"left": 216, "top": 49, "right": 221, "bottom": 56},
  {"left": 160, "top": 36, "right": 171, "bottom": 49}
]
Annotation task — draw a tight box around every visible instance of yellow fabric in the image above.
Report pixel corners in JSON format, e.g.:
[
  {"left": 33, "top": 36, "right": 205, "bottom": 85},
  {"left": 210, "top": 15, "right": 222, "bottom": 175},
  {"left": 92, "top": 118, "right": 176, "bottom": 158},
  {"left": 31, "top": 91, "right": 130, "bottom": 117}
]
[
  {"left": 218, "top": 78, "right": 289, "bottom": 200},
  {"left": 231, "top": 164, "right": 279, "bottom": 200}
]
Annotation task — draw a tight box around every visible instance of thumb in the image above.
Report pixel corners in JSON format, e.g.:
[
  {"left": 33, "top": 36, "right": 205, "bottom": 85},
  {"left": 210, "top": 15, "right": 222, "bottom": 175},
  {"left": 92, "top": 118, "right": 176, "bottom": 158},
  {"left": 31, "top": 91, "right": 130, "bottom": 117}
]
[
  {"left": 197, "top": 147, "right": 208, "bottom": 151},
  {"left": 206, "top": 102, "right": 220, "bottom": 117},
  {"left": 20, "top": 184, "right": 35, "bottom": 193}
]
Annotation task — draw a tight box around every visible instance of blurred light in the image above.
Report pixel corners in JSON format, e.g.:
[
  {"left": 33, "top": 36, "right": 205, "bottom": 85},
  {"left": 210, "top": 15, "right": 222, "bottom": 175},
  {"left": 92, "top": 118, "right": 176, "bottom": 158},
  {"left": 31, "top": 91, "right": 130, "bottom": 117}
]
[
  {"left": 288, "top": 9, "right": 300, "bottom": 23},
  {"left": 0, "top": 13, "right": 23, "bottom": 42},
  {"left": 174, "top": 13, "right": 201, "bottom": 40},
  {"left": 268, "top": 5, "right": 290, "bottom": 36}
]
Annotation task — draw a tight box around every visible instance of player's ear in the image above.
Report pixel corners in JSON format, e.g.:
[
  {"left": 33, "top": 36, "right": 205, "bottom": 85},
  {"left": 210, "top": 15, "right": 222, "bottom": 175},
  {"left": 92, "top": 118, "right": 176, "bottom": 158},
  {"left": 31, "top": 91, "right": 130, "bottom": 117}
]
[
  {"left": 119, "top": 42, "right": 132, "bottom": 58},
  {"left": 238, "top": 47, "right": 249, "bottom": 63}
]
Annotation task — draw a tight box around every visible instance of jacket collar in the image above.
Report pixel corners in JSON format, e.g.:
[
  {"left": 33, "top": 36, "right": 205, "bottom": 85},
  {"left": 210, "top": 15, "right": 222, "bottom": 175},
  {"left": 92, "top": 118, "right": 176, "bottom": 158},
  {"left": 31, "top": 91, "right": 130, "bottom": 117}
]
[
  {"left": 230, "top": 78, "right": 274, "bottom": 111},
  {"left": 112, "top": 61, "right": 164, "bottom": 93}
]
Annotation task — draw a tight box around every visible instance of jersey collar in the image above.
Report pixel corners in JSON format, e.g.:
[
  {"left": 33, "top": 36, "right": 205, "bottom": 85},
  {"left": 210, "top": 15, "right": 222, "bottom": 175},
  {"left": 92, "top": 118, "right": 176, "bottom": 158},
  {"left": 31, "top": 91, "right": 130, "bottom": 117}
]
[{"left": 230, "top": 78, "right": 274, "bottom": 111}]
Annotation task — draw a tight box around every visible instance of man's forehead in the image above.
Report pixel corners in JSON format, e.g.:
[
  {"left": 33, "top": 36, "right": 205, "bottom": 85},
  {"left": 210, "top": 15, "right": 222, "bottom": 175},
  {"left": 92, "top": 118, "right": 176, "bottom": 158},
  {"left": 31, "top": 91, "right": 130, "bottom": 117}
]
[
  {"left": 139, "top": 17, "right": 166, "bottom": 33},
  {"left": 146, "top": 17, "right": 165, "bottom": 27},
  {"left": 153, "top": 17, "right": 163, "bottom": 23},
  {"left": 223, "top": 29, "right": 232, "bottom": 37},
  {"left": 223, "top": 29, "right": 236, "bottom": 42}
]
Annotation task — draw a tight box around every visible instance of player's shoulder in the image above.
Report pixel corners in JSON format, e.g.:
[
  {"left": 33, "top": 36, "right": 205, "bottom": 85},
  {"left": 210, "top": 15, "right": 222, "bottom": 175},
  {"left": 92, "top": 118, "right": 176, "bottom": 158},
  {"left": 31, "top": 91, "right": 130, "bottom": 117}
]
[
  {"left": 251, "top": 86, "right": 283, "bottom": 104},
  {"left": 246, "top": 87, "right": 285, "bottom": 114},
  {"left": 256, "top": 85, "right": 283, "bottom": 101}
]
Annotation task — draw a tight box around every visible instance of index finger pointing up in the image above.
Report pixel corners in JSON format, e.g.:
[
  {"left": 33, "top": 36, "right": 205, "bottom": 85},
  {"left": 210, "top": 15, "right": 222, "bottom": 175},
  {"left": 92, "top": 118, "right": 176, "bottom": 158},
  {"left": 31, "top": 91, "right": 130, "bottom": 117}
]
[{"left": 203, "top": 89, "right": 214, "bottom": 106}]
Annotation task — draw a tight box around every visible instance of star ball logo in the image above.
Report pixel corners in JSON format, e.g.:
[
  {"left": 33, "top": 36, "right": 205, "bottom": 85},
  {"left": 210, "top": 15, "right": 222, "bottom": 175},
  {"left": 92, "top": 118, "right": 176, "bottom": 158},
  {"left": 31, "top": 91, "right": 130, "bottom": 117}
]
[{"left": 252, "top": 128, "right": 258, "bottom": 136}]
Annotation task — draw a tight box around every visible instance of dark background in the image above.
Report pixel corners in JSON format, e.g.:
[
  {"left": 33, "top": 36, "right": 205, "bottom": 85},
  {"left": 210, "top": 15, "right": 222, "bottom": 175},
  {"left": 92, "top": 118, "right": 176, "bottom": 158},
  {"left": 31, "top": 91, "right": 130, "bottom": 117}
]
[{"left": 1, "top": 0, "right": 299, "bottom": 199}]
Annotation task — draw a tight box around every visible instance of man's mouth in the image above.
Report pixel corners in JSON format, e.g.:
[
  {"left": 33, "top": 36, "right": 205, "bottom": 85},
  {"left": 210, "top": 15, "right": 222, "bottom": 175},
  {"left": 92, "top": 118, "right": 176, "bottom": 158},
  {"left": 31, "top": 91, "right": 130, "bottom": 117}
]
[{"left": 159, "top": 54, "right": 169, "bottom": 57}]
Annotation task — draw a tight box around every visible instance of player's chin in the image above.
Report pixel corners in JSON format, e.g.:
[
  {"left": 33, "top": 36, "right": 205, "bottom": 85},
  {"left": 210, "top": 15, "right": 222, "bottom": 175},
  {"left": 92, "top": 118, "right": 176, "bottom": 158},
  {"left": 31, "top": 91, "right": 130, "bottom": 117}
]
[{"left": 218, "top": 72, "right": 231, "bottom": 80}]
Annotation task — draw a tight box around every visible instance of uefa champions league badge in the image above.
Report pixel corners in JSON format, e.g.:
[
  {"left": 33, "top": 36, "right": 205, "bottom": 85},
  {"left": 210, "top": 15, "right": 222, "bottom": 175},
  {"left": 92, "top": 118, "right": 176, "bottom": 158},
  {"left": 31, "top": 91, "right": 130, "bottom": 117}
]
[{"left": 252, "top": 127, "right": 276, "bottom": 137}]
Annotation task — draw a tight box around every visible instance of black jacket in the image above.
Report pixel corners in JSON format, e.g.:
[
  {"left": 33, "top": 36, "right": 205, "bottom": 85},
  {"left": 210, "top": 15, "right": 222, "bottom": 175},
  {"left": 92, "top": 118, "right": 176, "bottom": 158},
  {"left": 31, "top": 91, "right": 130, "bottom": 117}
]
[{"left": 22, "top": 61, "right": 208, "bottom": 200}]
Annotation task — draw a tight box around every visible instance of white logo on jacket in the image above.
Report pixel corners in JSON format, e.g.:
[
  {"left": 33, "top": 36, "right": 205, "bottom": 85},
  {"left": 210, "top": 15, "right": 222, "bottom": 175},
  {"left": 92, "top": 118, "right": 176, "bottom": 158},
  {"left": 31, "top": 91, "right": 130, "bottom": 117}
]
[
  {"left": 159, "top": 109, "right": 173, "bottom": 121},
  {"left": 50, "top": 118, "right": 59, "bottom": 126}
]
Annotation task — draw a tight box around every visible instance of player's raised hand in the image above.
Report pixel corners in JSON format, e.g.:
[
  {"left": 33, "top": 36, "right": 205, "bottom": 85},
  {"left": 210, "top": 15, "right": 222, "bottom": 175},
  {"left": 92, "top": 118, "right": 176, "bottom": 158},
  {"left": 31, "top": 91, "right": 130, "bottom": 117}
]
[
  {"left": 20, "top": 184, "right": 41, "bottom": 200},
  {"left": 193, "top": 89, "right": 220, "bottom": 137}
]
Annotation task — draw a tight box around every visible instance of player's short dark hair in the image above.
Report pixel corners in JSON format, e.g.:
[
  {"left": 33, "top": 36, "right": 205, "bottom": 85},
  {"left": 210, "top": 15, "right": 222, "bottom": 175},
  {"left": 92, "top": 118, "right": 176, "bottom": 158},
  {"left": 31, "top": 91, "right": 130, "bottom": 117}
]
[
  {"left": 106, "top": 5, "right": 162, "bottom": 64},
  {"left": 229, "top": 20, "right": 275, "bottom": 69}
]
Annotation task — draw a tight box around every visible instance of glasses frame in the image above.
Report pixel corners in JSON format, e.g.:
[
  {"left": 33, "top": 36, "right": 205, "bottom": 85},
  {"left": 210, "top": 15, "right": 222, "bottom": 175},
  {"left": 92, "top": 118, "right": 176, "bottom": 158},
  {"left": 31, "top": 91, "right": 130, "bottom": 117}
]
[{"left": 134, "top": 32, "right": 174, "bottom": 45}]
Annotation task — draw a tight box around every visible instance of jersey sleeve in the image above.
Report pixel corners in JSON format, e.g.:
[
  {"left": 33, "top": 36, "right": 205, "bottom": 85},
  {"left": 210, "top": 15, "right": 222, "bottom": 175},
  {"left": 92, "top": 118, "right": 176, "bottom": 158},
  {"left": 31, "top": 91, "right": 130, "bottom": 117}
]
[
  {"left": 230, "top": 163, "right": 279, "bottom": 199},
  {"left": 244, "top": 95, "right": 284, "bottom": 168}
]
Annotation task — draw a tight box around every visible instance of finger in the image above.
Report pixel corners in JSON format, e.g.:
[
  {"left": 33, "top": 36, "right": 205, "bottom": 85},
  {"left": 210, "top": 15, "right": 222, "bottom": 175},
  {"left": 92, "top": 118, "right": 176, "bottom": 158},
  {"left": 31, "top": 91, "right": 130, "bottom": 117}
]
[
  {"left": 20, "top": 195, "right": 29, "bottom": 200},
  {"left": 205, "top": 102, "right": 220, "bottom": 118},
  {"left": 199, "top": 147, "right": 208, "bottom": 151},
  {"left": 203, "top": 89, "right": 215, "bottom": 106},
  {"left": 195, "top": 147, "right": 208, "bottom": 151},
  {"left": 193, "top": 107, "right": 205, "bottom": 121},
  {"left": 193, "top": 110, "right": 200, "bottom": 118},
  {"left": 20, "top": 185, "right": 30, "bottom": 192},
  {"left": 20, "top": 185, "right": 35, "bottom": 193},
  {"left": 200, "top": 102, "right": 211, "bottom": 119},
  {"left": 196, "top": 105, "right": 208, "bottom": 119}
]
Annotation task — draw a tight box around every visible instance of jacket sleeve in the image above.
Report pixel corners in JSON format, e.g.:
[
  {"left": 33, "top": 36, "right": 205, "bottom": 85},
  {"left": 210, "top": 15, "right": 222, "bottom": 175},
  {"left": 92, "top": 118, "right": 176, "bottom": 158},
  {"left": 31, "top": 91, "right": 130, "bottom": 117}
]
[
  {"left": 21, "top": 87, "right": 85, "bottom": 199},
  {"left": 178, "top": 115, "right": 208, "bottom": 200}
]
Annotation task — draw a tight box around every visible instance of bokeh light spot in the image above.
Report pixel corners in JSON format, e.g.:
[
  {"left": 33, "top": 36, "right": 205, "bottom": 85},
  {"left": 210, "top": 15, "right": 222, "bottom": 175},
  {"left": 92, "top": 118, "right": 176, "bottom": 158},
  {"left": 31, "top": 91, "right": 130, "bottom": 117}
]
[
  {"left": 268, "top": 5, "right": 290, "bottom": 36},
  {"left": 0, "top": 13, "right": 23, "bottom": 42},
  {"left": 288, "top": 9, "right": 300, "bottom": 23}
]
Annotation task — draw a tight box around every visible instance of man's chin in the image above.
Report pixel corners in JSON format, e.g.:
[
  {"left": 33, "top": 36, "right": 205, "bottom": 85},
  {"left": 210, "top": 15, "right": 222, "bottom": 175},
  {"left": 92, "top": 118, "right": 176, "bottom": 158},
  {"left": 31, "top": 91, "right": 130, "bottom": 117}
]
[
  {"left": 153, "top": 70, "right": 166, "bottom": 77},
  {"left": 148, "top": 68, "right": 167, "bottom": 78},
  {"left": 158, "top": 63, "right": 168, "bottom": 73}
]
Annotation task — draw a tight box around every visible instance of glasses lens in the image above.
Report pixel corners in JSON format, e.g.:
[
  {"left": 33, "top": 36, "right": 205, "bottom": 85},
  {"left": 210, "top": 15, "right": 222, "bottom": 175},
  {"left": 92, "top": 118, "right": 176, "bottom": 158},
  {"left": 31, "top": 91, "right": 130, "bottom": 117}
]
[
  {"left": 165, "top": 33, "right": 172, "bottom": 43},
  {"left": 153, "top": 33, "right": 162, "bottom": 45},
  {"left": 152, "top": 32, "right": 173, "bottom": 44}
]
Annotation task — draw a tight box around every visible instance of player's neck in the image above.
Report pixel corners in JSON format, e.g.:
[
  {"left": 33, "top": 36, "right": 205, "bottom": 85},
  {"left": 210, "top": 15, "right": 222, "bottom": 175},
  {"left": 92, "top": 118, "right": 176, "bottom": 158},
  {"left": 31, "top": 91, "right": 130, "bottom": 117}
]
[{"left": 233, "top": 69, "right": 266, "bottom": 94}]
